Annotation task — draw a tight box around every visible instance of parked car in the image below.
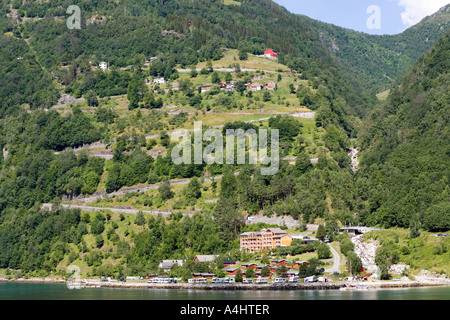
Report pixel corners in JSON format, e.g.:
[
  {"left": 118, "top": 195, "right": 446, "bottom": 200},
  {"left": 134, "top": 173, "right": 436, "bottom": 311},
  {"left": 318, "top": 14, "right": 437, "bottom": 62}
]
[
  {"left": 288, "top": 276, "right": 299, "bottom": 283},
  {"left": 224, "top": 278, "right": 235, "bottom": 283}
]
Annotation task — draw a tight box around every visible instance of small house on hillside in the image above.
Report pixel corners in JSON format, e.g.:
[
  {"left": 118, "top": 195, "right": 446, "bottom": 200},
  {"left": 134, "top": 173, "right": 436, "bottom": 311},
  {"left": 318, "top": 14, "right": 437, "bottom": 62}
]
[
  {"left": 249, "top": 82, "right": 262, "bottom": 91},
  {"left": 99, "top": 61, "right": 108, "bottom": 71},
  {"left": 255, "top": 270, "right": 273, "bottom": 277},
  {"left": 264, "top": 48, "right": 278, "bottom": 59},
  {"left": 264, "top": 81, "right": 278, "bottom": 90},
  {"left": 255, "top": 264, "right": 271, "bottom": 271},
  {"left": 241, "top": 263, "right": 257, "bottom": 270},
  {"left": 293, "top": 261, "right": 309, "bottom": 268},
  {"left": 271, "top": 259, "right": 288, "bottom": 266},
  {"left": 192, "top": 273, "right": 216, "bottom": 280},
  {"left": 154, "top": 77, "right": 166, "bottom": 85},
  {"left": 223, "top": 258, "right": 236, "bottom": 266},
  {"left": 144, "top": 57, "right": 157, "bottom": 66},
  {"left": 200, "top": 84, "right": 213, "bottom": 93},
  {"left": 223, "top": 268, "right": 238, "bottom": 276},
  {"left": 158, "top": 260, "right": 184, "bottom": 272}
]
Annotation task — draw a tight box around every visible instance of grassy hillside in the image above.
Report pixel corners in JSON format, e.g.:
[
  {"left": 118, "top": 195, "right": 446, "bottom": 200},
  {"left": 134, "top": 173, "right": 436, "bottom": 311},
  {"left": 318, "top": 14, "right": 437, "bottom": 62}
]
[
  {"left": 365, "top": 229, "right": 450, "bottom": 275},
  {"left": 0, "top": 0, "right": 374, "bottom": 119}
]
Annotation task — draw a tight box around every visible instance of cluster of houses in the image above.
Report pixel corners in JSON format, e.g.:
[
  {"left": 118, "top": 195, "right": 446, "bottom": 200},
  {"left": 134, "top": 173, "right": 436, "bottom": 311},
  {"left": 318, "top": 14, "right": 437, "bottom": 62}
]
[
  {"left": 143, "top": 76, "right": 278, "bottom": 94},
  {"left": 222, "top": 259, "right": 310, "bottom": 280},
  {"left": 246, "top": 81, "right": 278, "bottom": 91},
  {"left": 91, "top": 56, "right": 160, "bottom": 72},
  {"left": 152, "top": 227, "right": 322, "bottom": 283},
  {"left": 200, "top": 80, "right": 278, "bottom": 94},
  {"left": 200, "top": 82, "right": 230, "bottom": 93},
  {"left": 129, "top": 47, "right": 279, "bottom": 93},
  {"left": 157, "top": 255, "right": 311, "bottom": 281},
  {"left": 85, "top": 61, "right": 108, "bottom": 71},
  {"left": 86, "top": 47, "right": 278, "bottom": 79},
  {"left": 153, "top": 77, "right": 167, "bottom": 85}
]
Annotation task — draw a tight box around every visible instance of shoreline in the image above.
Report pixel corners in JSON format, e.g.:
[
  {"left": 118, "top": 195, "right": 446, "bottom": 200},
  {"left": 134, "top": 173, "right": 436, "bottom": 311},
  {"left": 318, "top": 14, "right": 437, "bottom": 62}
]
[{"left": 2, "top": 277, "right": 450, "bottom": 291}]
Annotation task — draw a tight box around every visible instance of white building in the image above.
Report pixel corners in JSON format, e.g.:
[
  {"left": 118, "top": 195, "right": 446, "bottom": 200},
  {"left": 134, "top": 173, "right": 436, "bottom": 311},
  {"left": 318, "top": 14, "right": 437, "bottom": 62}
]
[
  {"left": 249, "top": 82, "right": 262, "bottom": 91},
  {"left": 158, "top": 260, "right": 184, "bottom": 272},
  {"left": 99, "top": 61, "right": 108, "bottom": 71},
  {"left": 153, "top": 77, "right": 166, "bottom": 85}
]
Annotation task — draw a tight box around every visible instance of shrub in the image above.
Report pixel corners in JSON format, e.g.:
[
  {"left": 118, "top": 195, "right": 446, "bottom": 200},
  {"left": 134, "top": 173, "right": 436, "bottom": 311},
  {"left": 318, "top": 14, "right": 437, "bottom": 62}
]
[{"left": 317, "top": 242, "right": 332, "bottom": 259}]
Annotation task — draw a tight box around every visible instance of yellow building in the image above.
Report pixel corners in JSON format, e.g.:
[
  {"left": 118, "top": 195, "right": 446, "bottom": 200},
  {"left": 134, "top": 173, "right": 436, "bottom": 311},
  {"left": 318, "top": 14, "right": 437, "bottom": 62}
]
[{"left": 240, "top": 228, "right": 292, "bottom": 253}]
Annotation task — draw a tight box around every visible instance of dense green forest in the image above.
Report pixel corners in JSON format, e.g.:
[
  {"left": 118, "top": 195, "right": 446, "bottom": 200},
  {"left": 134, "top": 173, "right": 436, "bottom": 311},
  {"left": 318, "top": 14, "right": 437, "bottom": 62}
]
[
  {"left": 356, "top": 31, "right": 450, "bottom": 231},
  {"left": 0, "top": 32, "right": 59, "bottom": 112},
  {"left": 0, "top": 0, "right": 448, "bottom": 278}
]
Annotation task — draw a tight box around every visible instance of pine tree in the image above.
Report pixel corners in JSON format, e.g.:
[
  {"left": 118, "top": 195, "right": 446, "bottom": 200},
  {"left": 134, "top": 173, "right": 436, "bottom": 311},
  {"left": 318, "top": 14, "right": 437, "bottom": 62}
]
[
  {"left": 135, "top": 211, "right": 146, "bottom": 226},
  {"left": 159, "top": 179, "right": 174, "bottom": 200},
  {"left": 316, "top": 224, "right": 326, "bottom": 241},
  {"left": 235, "top": 269, "right": 243, "bottom": 282}
]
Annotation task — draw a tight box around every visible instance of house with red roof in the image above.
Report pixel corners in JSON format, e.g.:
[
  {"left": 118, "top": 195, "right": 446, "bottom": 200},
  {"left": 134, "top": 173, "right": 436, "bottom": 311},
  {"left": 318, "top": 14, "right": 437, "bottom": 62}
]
[{"left": 264, "top": 48, "right": 278, "bottom": 59}]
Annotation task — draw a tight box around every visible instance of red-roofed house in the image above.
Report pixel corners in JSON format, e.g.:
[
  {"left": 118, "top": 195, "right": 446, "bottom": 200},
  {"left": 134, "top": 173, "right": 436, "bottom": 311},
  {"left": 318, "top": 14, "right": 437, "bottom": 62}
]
[
  {"left": 241, "top": 263, "right": 257, "bottom": 270},
  {"left": 264, "top": 48, "right": 278, "bottom": 59},
  {"left": 223, "top": 268, "right": 238, "bottom": 276},
  {"left": 271, "top": 259, "right": 288, "bottom": 266}
]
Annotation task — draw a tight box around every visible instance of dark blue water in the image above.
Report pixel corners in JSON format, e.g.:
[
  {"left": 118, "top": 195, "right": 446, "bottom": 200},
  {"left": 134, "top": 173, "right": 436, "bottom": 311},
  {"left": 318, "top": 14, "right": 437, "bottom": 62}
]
[{"left": 1, "top": 283, "right": 450, "bottom": 300}]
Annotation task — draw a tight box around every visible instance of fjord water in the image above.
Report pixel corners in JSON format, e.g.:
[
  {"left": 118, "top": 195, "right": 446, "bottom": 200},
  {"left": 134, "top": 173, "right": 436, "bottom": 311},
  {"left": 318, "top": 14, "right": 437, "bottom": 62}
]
[{"left": 1, "top": 283, "right": 450, "bottom": 300}]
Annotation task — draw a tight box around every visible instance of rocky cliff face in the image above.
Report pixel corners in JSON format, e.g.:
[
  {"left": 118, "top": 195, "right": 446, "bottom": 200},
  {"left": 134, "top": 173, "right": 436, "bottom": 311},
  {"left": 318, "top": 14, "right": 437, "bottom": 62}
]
[
  {"left": 351, "top": 234, "right": 410, "bottom": 275},
  {"left": 351, "top": 235, "right": 378, "bottom": 273}
]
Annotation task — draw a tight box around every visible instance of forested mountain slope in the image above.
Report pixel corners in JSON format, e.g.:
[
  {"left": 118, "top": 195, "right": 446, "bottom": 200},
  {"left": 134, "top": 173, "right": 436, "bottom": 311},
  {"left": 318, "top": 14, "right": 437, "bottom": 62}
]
[
  {"left": 0, "top": 0, "right": 375, "bottom": 120},
  {"left": 0, "top": 7, "right": 58, "bottom": 113},
  {"left": 357, "top": 31, "right": 450, "bottom": 231},
  {"left": 298, "top": 4, "right": 450, "bottom": 94},
  {"left": 2, "top": 0, "right": 449, "bottom": 115},
  {"left": 0, "top": 0, "right": 368, "bottom": 276}
]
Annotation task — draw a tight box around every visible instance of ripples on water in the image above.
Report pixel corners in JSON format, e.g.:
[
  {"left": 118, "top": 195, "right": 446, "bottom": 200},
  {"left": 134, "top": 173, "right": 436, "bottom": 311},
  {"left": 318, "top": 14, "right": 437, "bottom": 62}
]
[{"left": 1, "top": 283, "right": 450, "bottom": 300}]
